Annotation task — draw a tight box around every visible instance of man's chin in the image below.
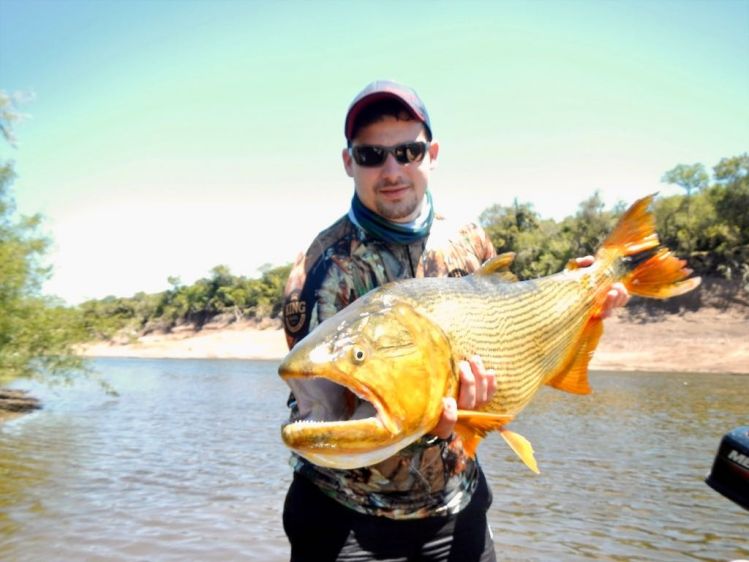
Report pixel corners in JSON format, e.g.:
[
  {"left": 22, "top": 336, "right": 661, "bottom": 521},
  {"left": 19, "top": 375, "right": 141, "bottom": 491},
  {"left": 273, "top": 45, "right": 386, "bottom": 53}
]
[{"left": 376, "top": 199, "right": 419, "bottom": 222}]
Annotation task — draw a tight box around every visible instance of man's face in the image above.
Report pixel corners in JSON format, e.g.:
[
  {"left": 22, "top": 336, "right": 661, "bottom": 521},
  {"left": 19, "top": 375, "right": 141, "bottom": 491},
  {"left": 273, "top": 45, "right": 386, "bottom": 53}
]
[{"left": 342, "top": 117, "right": 439, "bottom": 223}]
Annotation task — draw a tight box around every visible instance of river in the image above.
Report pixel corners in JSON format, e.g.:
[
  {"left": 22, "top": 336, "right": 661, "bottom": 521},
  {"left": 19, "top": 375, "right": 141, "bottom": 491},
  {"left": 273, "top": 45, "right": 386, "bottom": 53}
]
[{"left": 1, "top": 358, "right": 746, "bottom": 561}]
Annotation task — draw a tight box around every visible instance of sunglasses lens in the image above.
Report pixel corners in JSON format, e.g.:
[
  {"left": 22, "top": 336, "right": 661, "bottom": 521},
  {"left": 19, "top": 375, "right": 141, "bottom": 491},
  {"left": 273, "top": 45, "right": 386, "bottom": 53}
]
[
  {"left": 397, "top": 142, "right": 426, "bottom": 164},
  {"left": 352, "top": 146, "right": 385, "bottom": 167}
]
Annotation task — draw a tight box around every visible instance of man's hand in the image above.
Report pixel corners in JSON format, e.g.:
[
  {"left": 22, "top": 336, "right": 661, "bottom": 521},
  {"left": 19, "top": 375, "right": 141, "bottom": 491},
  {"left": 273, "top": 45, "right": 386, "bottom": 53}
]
[
  {"left": 432, "top": 355, "right": 496, "bottom": 440},
  {"left": 575, "top": 255, "right": 630, "bottom": 318}
]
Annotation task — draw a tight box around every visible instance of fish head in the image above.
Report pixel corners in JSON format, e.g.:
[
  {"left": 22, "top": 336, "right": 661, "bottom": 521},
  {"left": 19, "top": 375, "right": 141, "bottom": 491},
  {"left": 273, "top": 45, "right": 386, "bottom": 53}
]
[{"left": 279, "top": 294, "right": 457, "bottom": 469}]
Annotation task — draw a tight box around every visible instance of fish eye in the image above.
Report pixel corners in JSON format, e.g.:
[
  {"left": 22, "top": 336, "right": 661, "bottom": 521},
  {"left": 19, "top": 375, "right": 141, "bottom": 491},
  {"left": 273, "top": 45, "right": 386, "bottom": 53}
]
[{"left": 351, "top": 346, "right": 367, "bottom": 364}]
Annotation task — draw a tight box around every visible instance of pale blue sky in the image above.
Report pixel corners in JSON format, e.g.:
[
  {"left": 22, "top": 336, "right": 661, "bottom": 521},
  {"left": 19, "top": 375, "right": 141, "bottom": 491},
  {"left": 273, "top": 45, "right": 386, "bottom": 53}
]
[{"left": 1, "top": 0, "right": 747, "bottom": 304}]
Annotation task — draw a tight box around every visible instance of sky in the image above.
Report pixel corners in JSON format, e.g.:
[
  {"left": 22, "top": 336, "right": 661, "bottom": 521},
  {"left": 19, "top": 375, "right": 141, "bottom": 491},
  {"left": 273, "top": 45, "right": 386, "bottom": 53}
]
[{"left": 1, "top": 0, "right": 747, "bottom": 305}]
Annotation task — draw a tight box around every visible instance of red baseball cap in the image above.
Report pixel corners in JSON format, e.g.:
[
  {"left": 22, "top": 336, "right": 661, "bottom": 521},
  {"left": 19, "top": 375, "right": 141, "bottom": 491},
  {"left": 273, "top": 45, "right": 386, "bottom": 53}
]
[{"left": 344, "top": 80, "right": 432, "bottom": 143}]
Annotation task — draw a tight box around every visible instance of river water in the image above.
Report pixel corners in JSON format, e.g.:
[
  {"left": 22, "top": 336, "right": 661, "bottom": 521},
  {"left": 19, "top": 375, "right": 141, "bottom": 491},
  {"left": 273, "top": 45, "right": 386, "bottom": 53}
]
[{"left": 1, "top": 358, "right": 746, "bottom": 561}]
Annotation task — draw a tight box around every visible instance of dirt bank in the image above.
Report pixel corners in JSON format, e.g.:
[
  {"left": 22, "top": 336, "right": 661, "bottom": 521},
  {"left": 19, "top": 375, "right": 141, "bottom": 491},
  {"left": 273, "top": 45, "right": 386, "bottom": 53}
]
[
  {"left": 76, "top": 306, "right": 749, "bottom": 375},
  {"left": 4, "top": 300, "right": 747, "bottom": 422}
]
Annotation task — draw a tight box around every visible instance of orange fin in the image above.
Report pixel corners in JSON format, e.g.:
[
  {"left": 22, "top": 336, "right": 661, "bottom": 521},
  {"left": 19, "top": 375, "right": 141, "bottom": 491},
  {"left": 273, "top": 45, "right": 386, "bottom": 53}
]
[
  {"left": 500, "top": 428, "right": 540, "bottom": 474},
  {"left": 596, "top": 194, "right": 701, "bottom": 299},
  {"left": 599, "top": 194, "right": 661, "bottom": 256},
  {"left": 477, "top": 253, "right": 518, "bottom": 282},
  {"left": 547, "top": 319, "right": 603, "bottom": 395},
  {"left": 455, "top": 411, "right": 540, "bottom": 473},
  {"left": 454, "top": 410, "right": 513, "bottom": 458},
  {"left": 622, "top": 247, "right": 702, "bottom": 299}
]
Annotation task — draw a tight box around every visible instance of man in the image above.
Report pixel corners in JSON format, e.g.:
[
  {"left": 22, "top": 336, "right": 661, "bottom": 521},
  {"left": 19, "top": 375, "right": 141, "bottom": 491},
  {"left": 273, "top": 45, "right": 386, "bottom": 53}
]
[{"left": 281, "top": 80, "right": 627, "bottom": 561}]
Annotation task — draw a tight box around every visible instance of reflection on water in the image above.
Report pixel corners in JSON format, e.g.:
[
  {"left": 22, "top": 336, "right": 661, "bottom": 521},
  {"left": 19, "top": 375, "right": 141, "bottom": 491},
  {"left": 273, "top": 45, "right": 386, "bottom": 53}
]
[{"left": 1, "top": 360, "right": 747, "bottom": 562}]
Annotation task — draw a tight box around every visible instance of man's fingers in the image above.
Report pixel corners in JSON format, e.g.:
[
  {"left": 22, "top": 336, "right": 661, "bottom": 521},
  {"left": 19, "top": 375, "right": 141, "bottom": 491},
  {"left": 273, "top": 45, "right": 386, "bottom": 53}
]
[
  {"left": 601, "top": 283, "right": 631, "bottom": 318},
  {"left": 611, "top": 282, "right": 630, "bottom": 307},
  {"left": 470, "top": 355, "right": 489, "bottom": 403},
  {"left": 432, "top": 397, "right": 457, "bottom": 440},
  {"left": 573, "top": 257, "right": 630, "bottom": 318},
  {"left": 485, "top": 368, "right": 497, "bottom": 401},
  {"left": 457, "top": 360, "right": 476, "bottom": 409},
  {"left": 459, "top": 356, "right": 496, "bottom": 408}
]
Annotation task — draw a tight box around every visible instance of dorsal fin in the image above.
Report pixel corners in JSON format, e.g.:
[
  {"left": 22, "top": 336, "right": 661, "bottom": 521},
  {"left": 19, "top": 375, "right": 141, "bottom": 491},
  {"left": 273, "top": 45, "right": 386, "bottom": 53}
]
[{"left": 477, "top": 253, "right": 518, "bottom": 282}]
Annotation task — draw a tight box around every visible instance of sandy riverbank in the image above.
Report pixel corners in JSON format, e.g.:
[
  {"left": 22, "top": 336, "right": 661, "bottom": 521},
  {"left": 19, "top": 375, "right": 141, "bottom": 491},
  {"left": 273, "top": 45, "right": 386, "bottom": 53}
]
[
  {"left": 3, "top": 307, "right": 746, "bottom": 423},
  {"left": 77, "top": 307, "right": 749, "bottom": 375}
]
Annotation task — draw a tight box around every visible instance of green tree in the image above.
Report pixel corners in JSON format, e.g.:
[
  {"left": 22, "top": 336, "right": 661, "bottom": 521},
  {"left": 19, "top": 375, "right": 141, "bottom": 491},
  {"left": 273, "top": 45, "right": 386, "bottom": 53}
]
[
  {"left": 562, "top": 191, "right": 619, "bottom": 258},
  {"left": 712, "top": 154, "right": 749, "bottom": 239},
  {"left": 662, "top": 163, "right": 709, "bottom": 197},
  {"left": 480, "top": 200, "right": 568, "bottom": 279},
  {"left": 1, "top": 92, "right": 87, "bottom": 383},
  {"left": 661, "top": 163, "right": 711, "bottom": 254},
  {"left": 709, "top": 153, "right": 749, "bottom": 281}
]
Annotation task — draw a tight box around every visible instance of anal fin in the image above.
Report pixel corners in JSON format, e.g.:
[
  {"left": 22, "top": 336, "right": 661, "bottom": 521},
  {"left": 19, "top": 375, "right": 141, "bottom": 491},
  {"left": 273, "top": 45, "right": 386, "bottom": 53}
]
[{"left": 546, "top": 319, "right": 603, "bottom": 395}]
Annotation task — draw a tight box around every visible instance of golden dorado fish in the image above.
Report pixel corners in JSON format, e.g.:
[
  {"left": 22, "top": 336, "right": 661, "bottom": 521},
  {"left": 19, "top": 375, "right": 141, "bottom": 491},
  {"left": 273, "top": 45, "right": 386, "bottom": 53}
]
[{"left": 279, "top": 195, "right": 700, "bottom": 472}]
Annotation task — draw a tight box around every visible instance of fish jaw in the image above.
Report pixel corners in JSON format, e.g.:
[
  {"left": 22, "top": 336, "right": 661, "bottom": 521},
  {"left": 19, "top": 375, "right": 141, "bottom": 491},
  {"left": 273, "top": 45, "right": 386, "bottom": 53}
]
[
  {"left": 280, "top": 396, "right": 419, "bottom": 469},
  {"left": 278, "top": 297, "right": 457, "bottom": 469}
]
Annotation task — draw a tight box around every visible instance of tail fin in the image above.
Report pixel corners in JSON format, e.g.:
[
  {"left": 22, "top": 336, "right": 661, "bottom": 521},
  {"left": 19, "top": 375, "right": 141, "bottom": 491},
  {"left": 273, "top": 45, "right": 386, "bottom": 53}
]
[
  {"left": 598, "top": 194, "right": 701, "bottom": 299},
  {"left": 622, "top": 248, "right": 702, "bottom": 298}
]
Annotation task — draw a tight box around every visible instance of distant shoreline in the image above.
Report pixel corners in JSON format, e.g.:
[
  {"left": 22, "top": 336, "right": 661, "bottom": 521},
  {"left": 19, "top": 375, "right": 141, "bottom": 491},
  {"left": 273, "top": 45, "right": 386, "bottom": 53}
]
[
  {"left": 76, "top": 308, "right": 749, "bottom": 375},
  {"left": 3, "top": 308, "right": 746, "bottom": 423}
]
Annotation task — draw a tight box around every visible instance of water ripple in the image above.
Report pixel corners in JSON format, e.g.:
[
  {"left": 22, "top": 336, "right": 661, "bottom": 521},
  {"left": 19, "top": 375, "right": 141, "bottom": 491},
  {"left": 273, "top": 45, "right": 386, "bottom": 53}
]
[{"left": 2, "top": 362, "right": 747, "bottom": 561}]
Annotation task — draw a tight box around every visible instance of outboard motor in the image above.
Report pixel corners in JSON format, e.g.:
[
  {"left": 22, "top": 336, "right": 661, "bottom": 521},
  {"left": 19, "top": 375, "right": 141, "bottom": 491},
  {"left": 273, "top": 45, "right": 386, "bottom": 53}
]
[{"left": 705, "top": 426, "right": 749, "bottom": 511}]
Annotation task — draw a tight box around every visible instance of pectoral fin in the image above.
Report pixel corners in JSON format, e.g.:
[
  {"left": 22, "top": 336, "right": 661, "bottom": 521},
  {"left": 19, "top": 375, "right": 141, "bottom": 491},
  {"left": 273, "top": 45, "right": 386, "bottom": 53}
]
[
  {"left": 454, "top": 411, "right": 513, "bottom": 458},
  {"left": 454, "top": 411, "right": 541, "bottom": 474}
]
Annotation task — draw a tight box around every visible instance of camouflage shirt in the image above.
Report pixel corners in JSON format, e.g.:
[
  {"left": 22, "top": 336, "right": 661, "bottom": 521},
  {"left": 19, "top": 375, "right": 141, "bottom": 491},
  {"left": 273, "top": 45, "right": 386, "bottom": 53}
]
[{"left": 282, "top": 211, "right": 496, "bottom": 520}]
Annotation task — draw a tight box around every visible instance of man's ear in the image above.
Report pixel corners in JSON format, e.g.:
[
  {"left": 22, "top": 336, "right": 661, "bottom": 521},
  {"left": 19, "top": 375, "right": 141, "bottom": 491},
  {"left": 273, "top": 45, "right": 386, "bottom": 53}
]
[
  {"left": 428, "top": 140, "right": 439, "bottom": 170},
  {"left": 342, "top": 147, "right": 354, "bottom": 178}
]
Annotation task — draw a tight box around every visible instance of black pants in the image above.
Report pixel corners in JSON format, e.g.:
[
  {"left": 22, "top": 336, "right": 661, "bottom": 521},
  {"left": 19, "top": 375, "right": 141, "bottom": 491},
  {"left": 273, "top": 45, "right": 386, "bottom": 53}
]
[{"left": 283, "top": 470, "right": 497, "bottom": 562}]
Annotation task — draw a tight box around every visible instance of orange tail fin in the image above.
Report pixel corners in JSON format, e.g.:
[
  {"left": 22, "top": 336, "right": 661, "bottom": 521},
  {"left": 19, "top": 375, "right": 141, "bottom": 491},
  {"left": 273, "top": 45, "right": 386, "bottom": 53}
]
[
  {"left": 622, "top": 247, "right": 702, "bottom": 298},
  {"left": 599, "top": 194, "right": 701, "bottom": 299}
]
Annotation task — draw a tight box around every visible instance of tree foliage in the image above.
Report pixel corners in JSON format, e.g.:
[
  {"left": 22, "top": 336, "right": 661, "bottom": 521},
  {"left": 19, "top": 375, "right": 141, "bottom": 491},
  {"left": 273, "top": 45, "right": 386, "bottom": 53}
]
[
  {"left": 1, "top": 92, "right": 87, "bottom": 383},
  {"left": 481, "top": 155, "right": 749, "bottom": 284},
  {"left": 78, "top": 263, "right": 292, "bottom": 340},
  {"left": 661, "top": 163, "right": 709, "bottom": 197},
  {"left": 479, "top": 191, "right": 622, "bottom": 279}
]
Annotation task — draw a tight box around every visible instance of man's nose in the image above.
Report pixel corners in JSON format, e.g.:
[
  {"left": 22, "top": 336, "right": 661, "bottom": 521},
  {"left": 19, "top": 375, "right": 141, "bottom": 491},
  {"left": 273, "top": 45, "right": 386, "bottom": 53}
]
[{"left": 381, "top": 152, "right": 402, "bottom": 176}]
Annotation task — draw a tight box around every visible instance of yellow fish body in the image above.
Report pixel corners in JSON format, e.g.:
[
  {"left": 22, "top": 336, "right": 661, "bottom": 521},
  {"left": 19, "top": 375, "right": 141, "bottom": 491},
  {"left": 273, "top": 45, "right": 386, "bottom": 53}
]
[{"left": 279, "top": 195, "right": 700, "bottom": 472}]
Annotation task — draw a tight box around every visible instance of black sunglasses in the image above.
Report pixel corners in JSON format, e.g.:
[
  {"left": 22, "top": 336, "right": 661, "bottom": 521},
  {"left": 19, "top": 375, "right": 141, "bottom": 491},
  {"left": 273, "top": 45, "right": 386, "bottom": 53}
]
[{"left": 349, "top": 142, "right": 429, "bottom": 167}]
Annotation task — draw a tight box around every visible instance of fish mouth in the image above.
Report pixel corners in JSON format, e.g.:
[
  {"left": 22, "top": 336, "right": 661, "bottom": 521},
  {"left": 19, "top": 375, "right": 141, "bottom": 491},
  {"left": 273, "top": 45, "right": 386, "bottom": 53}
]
[{"left": 280, "top": 370, "right": 394, "bottom": 437}]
